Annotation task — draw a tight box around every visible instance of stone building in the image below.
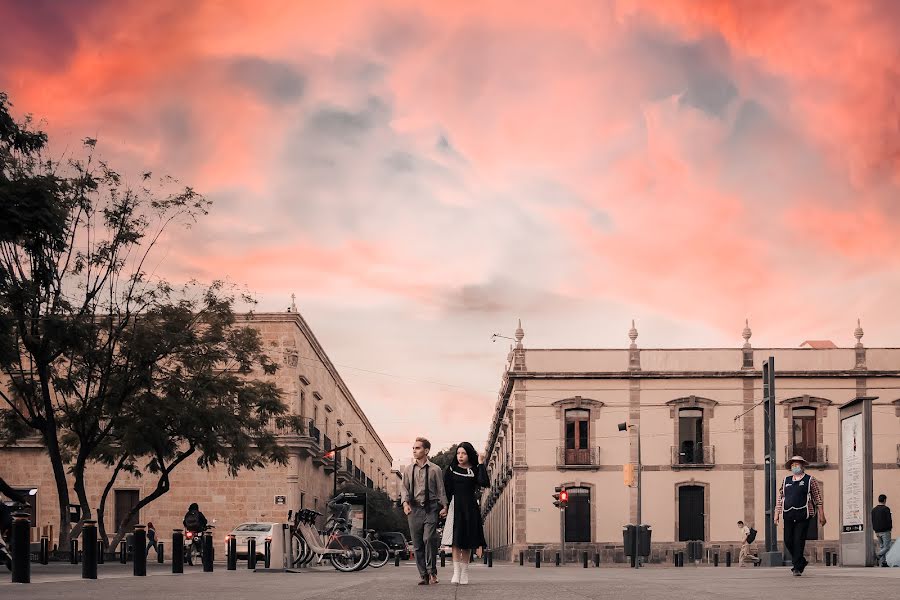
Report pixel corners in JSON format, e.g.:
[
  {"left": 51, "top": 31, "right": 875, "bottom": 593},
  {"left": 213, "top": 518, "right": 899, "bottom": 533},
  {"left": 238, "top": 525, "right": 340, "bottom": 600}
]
[
  {"left": 480, "top": 320, "right": 900, "bottom": 563},
  {"left": 0, "top": 305, "right": 393, "bottom": 542}
]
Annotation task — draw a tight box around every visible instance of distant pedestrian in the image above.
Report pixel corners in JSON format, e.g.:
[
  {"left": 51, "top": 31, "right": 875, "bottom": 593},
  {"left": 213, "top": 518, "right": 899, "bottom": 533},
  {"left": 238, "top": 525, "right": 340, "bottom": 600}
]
[
  {"left": 774, "top": 456, "right": 826, "bottom": 576},
  {"left": 737, "top": 520, "right": 759, "bottom": 566},
  {"left": 146, "top": 521, "right": 160, "bottom": 558},
  {"left": 872, "top": 494, "right": 892, "bottom": 567},
  {"left": 401, "top": 437, "right": 448, "bottom": 586},
  {"left": 442, "top": 442, "right": 489, "bottom": 585}
]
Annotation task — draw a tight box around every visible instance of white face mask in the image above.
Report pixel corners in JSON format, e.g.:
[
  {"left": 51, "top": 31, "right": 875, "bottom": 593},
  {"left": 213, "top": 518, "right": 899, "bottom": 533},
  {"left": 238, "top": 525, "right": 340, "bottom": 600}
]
[{"left": 791, "top": 466, "right": 803, "bottom": 475}]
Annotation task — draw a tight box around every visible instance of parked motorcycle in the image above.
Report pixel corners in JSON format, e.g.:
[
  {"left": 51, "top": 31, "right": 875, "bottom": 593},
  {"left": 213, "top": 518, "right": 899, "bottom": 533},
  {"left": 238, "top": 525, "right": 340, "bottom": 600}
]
[{"left": 0, "top": 488, "right": 37, "bottom": 571}]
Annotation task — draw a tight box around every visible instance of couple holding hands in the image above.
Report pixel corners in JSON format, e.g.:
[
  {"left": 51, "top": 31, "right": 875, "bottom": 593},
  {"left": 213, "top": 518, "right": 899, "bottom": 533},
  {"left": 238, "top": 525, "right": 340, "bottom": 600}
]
[{"left": 400, "top": 437, "right": 489, "bottom": 586}]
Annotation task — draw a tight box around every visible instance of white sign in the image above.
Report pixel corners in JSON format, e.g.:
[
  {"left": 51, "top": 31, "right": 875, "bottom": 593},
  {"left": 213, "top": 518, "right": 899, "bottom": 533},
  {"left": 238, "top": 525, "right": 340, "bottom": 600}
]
[{"left": 841, "top": 414, "right": 864, "bottom": 532}]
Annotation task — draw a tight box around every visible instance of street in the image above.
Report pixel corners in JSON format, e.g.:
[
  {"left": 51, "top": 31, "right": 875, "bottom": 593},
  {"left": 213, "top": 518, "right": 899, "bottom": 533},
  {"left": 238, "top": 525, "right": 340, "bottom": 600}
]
[{"left": 3, "top": 560, "right": 897, "bottom": 600}]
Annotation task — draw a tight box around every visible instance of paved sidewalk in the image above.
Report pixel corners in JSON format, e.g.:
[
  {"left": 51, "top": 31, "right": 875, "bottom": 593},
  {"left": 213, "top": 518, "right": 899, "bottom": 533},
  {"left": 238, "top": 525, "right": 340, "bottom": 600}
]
[{"left": 3, "top": 561, "right": 898, "bottom": 599}]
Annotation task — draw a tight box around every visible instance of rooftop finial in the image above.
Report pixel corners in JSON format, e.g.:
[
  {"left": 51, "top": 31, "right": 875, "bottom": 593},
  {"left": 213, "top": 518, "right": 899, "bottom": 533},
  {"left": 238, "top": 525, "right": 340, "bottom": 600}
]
[
  {"left": 742, "top": 318, "right": 752, "bottom": 348},
  {"left": 514, "top": 319, "right": 524, "bottom": 348},
  {"left": 289, "top": 293, "right": 298, "bottom": 313},
  {"left": 854, "top": 318, "right": 864, "bottom": 346},
  {"left": 628, "top": 319, "right": 638, "bottom": 348}
]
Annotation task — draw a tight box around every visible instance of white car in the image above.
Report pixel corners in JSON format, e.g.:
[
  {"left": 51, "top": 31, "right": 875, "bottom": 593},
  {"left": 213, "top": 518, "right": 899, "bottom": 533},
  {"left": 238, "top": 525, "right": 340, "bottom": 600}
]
[{"left": 224, "top": 522, "right": 276, "bottom": 558}]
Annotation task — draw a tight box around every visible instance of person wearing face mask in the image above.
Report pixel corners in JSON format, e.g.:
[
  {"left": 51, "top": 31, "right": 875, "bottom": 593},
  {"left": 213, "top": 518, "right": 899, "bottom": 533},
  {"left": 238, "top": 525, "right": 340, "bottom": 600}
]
[{"left": 774, "top": 456, "right": 826, "bottom": 576}]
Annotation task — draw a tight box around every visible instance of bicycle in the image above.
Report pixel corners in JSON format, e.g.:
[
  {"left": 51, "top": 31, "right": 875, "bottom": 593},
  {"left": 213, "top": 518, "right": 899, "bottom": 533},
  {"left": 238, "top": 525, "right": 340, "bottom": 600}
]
[
  {"left": 288, "top": 499, "right": 370, "bottom": 572},
  {"left": 361, "top": 529, "right": 390, "bottom": 568}
]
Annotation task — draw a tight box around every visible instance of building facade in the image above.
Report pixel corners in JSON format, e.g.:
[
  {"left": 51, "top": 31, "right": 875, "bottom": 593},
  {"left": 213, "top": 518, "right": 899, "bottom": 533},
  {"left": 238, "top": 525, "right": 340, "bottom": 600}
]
[
  {"left": 481, "top": 320, "right": 900, "bottom": 563},
  {"left": 0, "top": 307, "right": 393, "bottom": 542}
]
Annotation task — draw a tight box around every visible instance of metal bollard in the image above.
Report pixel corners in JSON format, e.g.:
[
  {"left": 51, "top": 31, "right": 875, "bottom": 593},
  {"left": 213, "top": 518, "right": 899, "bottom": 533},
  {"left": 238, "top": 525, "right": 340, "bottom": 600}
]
[
  {"left": 120, "top": 541, "right": 127, "bottom": 564},
  {"left": 555, "top": 552, "right": 561, "bottom": 566},
  {"left": 11, "top": 512, "right": 31, "bottom": 584},
  {"left": 440, "top": 550, "right": 445, "bottom": 568},
  {"left": 714, "top": 552, "right": 719, "bottom": 567},
  {"left": 82, "top": 521, "right": 98, "bottom": 579},
  {"left": 70, "top": 539, "right": 79, "bottom": 564},
  {"left": 831, "top": 551, "right": 838, "bottom": 566},
  {"left": 40, "top": 536, "right": 49, "bottom": 565},
  {"left": 248, "top": 538, "right": 257, "bottom": 569},
  {"left": 678, "top": 551, "right": 684, "bottom": 567},
  {"left": 227, "top": 536, "right": 237, "bottom": 570},
  {"left": 488, "top": 550, "right": 493, "bottom": 568},
  {"left": 484, "top": 551, "right": 488, "bottom": 565},
  {"left": 172, "top": 530, "right": 184, "bottom": 574},
  {"left": 394, "top": 551, "right": 400, "bottom": 567},
  {"left": 158, "top": 541, "right": 164, "bottom": 564},
  {"left": 98, "top": 541, "right": 105, "bottom": 564},
  {"left": 264, "top": 539, "right": 271, "bottom": 568},
  {"left": 725, "top": 550, "right": 731, "bottom": 567},
  {"left": 825, "top": 551, "right": 832, "bottom": 566},
  {"left": 583, "top": 551, "right": 588, "bottom": 568},
  {"left": 535, "top": 550, "right": 541, "bottom": 568},
  {"left": 133, "top": 525, "right": 147, "bottom": 576},
  {"left": 202, "top": 531, "right": 214, "bottom": 572},
  {"left": 519, "top": 551, "right": 524, "bottom": 566},
  {"left": 595, "top": 552, "right": 600, "bottom": 567}
]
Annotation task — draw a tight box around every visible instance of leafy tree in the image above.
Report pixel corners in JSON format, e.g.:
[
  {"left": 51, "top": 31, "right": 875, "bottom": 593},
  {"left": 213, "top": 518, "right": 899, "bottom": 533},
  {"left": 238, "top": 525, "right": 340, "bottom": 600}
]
[
  {"left": 0, "top": 91, "right": 298, "bottom": 549},
  {"left": 335, "top": 482, "right": 409, "bottom": 537},
  {"left": 430, "top": 445, "right": 457, "bottom": 471}
]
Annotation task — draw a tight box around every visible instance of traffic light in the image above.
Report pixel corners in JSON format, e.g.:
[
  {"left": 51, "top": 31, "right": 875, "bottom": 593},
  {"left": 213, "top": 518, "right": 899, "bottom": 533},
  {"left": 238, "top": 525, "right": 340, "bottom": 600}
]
[
  {"left": 552, "top": 486, "right": 569, "bottom": 510},
  {"left": 623, "top": 463, "right": 635, "bottom": 487}
]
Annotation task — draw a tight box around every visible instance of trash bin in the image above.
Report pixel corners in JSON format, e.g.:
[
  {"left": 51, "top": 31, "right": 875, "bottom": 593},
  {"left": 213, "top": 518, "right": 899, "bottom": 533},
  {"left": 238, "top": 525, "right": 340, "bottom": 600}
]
[
  {"left": 638, "top": 525, "right": 652, "bottom": 557},
  {"left": 622, "top": 524, "right": 637, "bottom": 556}
]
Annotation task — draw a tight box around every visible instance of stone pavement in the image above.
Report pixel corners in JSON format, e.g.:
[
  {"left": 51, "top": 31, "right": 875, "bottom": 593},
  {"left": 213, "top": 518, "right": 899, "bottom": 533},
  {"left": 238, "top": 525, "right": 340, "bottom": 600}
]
[{"left": 2, "top": 560, "right": 897, "bottom": 600}]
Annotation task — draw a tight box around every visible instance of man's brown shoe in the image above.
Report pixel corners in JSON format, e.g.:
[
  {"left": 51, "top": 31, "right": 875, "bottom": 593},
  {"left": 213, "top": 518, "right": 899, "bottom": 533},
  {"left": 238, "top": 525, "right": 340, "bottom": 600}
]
[
  {"left": 430, "top": 574, "right": 439, "bottom": 584},
  {"left": 418, "top": 578, "right": 430, "bottom": 585}
]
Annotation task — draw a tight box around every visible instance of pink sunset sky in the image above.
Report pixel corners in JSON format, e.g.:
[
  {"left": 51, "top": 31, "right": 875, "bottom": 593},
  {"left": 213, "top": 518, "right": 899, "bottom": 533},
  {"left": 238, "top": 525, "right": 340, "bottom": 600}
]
[{"left": 2, "top": 0, "right": 899, "bottom": 464}]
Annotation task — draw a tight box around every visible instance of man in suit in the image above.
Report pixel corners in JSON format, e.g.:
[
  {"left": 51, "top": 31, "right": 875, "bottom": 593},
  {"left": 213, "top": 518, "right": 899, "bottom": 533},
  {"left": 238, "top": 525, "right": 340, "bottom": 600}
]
[{"left": 401, "top": 437, "right": 448, "bottom": 585}]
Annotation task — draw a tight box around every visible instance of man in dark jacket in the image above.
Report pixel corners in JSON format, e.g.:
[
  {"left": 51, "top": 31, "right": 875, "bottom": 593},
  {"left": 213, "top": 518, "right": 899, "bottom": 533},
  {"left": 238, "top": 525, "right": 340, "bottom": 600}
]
[
  {"left": 182, "top": 502, "right": 208, "bottom": 533},
  {"left": 873, "top": 494, "right": 892, "bottom": 567}
]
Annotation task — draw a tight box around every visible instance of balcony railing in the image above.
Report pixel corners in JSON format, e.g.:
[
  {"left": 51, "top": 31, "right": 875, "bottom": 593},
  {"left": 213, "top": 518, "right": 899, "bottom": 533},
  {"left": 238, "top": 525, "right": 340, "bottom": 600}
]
[
  {"left": 346, "top": 458, "right": 354, "bottom": 473},
  {"left": 309, "top": 424, "right": 321, "bottom": 444},
  {"left": 354, "top": 467, "right": 362, "bottom": 481},
  {"left": 366, "top": 477, "right": 373, "bottom": 489},
  {"left": 323, "top": 436, "right": 332, "bottom": 452},
  {"left": 785, "top": 444, "right": 828, "bottom": 465},
  {"left": 556, "top": 447, "right": 599, "bottom": 468},
  {"left": 671, "top": 442, "right": 715, "bottom": 467}
]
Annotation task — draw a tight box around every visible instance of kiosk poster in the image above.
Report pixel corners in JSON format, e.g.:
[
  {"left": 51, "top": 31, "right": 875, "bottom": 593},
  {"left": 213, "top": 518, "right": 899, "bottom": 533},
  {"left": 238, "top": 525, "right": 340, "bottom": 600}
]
[{"left": 841, "top": 413, "right": 864, "bottom": 532}]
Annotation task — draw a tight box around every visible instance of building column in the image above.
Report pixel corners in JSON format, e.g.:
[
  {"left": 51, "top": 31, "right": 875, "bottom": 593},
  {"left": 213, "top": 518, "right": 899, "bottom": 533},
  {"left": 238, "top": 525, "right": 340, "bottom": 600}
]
[{"left": 741, "top": 320, "right": 756, "bottom": 524}]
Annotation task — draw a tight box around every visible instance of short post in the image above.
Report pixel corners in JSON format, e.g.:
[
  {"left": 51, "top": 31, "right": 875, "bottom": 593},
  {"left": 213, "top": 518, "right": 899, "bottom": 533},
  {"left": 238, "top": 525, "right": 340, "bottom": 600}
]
[
  {"left": 202, "top": 531, "right": 214, "bottom": 572},
  {"left": 678, "top": 551, "right": 684, "bottom": 567},
  {"left": 70, "top": 539, "right": 79, "bottom": 564},
  {"left": 595, "top": 552, "right": 600, "bottom": 567},
  {"left": 227, "top": 536, "right": 237, "bottom": 570},
  {"left": 583, "top": 551, "right": 588, "bottom": 568},
  {"left": 714, "top": 552, "right": 719, "bottom": 567},
  {"left": 82, "top": 520, "right": 98, "bottom": 579},
  {"left": 725, "top": 550, "right": 732, "bottom": 567},
  {"left": 248, "top": 538, "right": 257, "bottom": 569},
  {"left": 825, "top": 550, "right": 831, "bottom": 566},
  {"left": 172, "top": 529, "right": 184, "bottom": 574},
  {"left": 39, "top": 536, "right": 49, "bottom": 565},
  {"left": 264, "top": 539, "right": 271, "bottom": 568},
  {"left": 519, "top": 551, "right": 524, "bottom": 566},
  {"left": 535, "top": 550, "right": 541, "bottom": 568},
  {"left": 97, "top": 541, "right": 105, "bottom": 564},
  {"left": 488, "top": 550, "right": 493, "bottom": 568},
  {"left": 119, "top": 540, "right": 127, "bottom": 564},
  {"left": 831, "top": 551, "right": 838, "bottom": 566},
  {"left": 484, "top": 551, "right": 488, "bottom": 565},
  {"left": 440, "top": 550, "right": 445, "bottom": 568},
  {"left": 157, "top": 541, "right": 164, "bottom": 564},
  {"left": 133, "top": 525, "right": 147, "bottom": 576},
  {"left": 11, "top": 512, "right": 31, "bottom": 584},
  {"left": 555, "top": 551, "right": 561, "bottom": 566},
  {"left": 394, "top": 551, "right": 400, "bottom": 567}
]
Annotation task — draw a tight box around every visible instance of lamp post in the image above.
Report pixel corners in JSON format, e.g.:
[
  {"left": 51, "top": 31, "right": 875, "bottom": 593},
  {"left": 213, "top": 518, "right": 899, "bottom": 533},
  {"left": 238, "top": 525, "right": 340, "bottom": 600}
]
[
  {"left": 618, "top": 422, "right": 642, "bottom": 567},
  {"left": 325, "top": 442, "right": 352, "bottom": 498}
]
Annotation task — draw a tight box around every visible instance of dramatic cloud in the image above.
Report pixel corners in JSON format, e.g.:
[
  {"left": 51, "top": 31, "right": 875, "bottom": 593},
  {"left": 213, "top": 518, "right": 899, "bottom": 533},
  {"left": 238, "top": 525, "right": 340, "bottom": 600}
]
[{"left": 2, "top": 0, "right": 898, "bottom": 461}]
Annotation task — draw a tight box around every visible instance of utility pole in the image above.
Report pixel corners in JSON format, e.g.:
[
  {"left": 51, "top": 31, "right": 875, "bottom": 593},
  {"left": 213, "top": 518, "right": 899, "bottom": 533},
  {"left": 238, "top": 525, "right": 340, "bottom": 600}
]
[{"left": 761, "top": 357, "right": 782, "bottom": 566}]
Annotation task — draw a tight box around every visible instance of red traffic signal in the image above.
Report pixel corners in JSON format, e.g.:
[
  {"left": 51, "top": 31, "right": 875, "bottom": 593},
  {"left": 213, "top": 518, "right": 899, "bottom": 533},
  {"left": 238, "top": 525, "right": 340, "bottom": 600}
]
[
  {"left": 559, "top": 489, "right": 568, "bottom": 503},
  {"left": 552, "top": 486, "right": 569, "bottom": 509}
]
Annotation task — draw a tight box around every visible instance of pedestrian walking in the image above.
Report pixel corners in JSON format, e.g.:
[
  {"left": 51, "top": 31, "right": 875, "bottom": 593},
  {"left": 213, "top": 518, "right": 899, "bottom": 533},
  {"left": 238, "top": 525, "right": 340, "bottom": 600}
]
[
  {"left": 737, "top": 520, "right": 760, "bottom": 566},
  {"left": 872, "top": 494, "right": 892, "bottom": 567},
  {"left": 774, "top": 456, "right": 826, "bottom": 576},
  {"left": 146, "top": 521, "right": 160, "bottom": 558},
  {"left": 401, "top": 437, "right": 448, "bottom": 586},
  {"left": 441, "top": 442, "right": 489, "bottom": 585}
]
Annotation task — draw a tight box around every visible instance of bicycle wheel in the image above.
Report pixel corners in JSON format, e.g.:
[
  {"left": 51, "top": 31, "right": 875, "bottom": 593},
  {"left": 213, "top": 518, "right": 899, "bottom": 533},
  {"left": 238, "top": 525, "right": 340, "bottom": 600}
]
[
  {"left": 367, "top": 540, "right": 390, "bottom": 568},
  {"left": 327, "top": 534, "right": 370, "bottom": 572}
]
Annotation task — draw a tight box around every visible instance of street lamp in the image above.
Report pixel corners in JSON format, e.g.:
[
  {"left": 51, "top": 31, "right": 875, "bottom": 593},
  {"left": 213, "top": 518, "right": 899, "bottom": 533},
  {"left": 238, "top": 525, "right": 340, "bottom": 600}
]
[
  {"left": 618, "top": 422, "right": 642, "bottom": 568},
  {"left": 325, "top": 442, "right": 352, "bottom": 498}
]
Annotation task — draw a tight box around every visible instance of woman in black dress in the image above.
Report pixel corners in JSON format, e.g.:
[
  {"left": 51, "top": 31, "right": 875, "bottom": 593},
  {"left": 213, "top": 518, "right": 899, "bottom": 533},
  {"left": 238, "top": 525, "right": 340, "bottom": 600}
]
[{"left": 442, "top": 442, "right": 489, "bottom": 585}]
